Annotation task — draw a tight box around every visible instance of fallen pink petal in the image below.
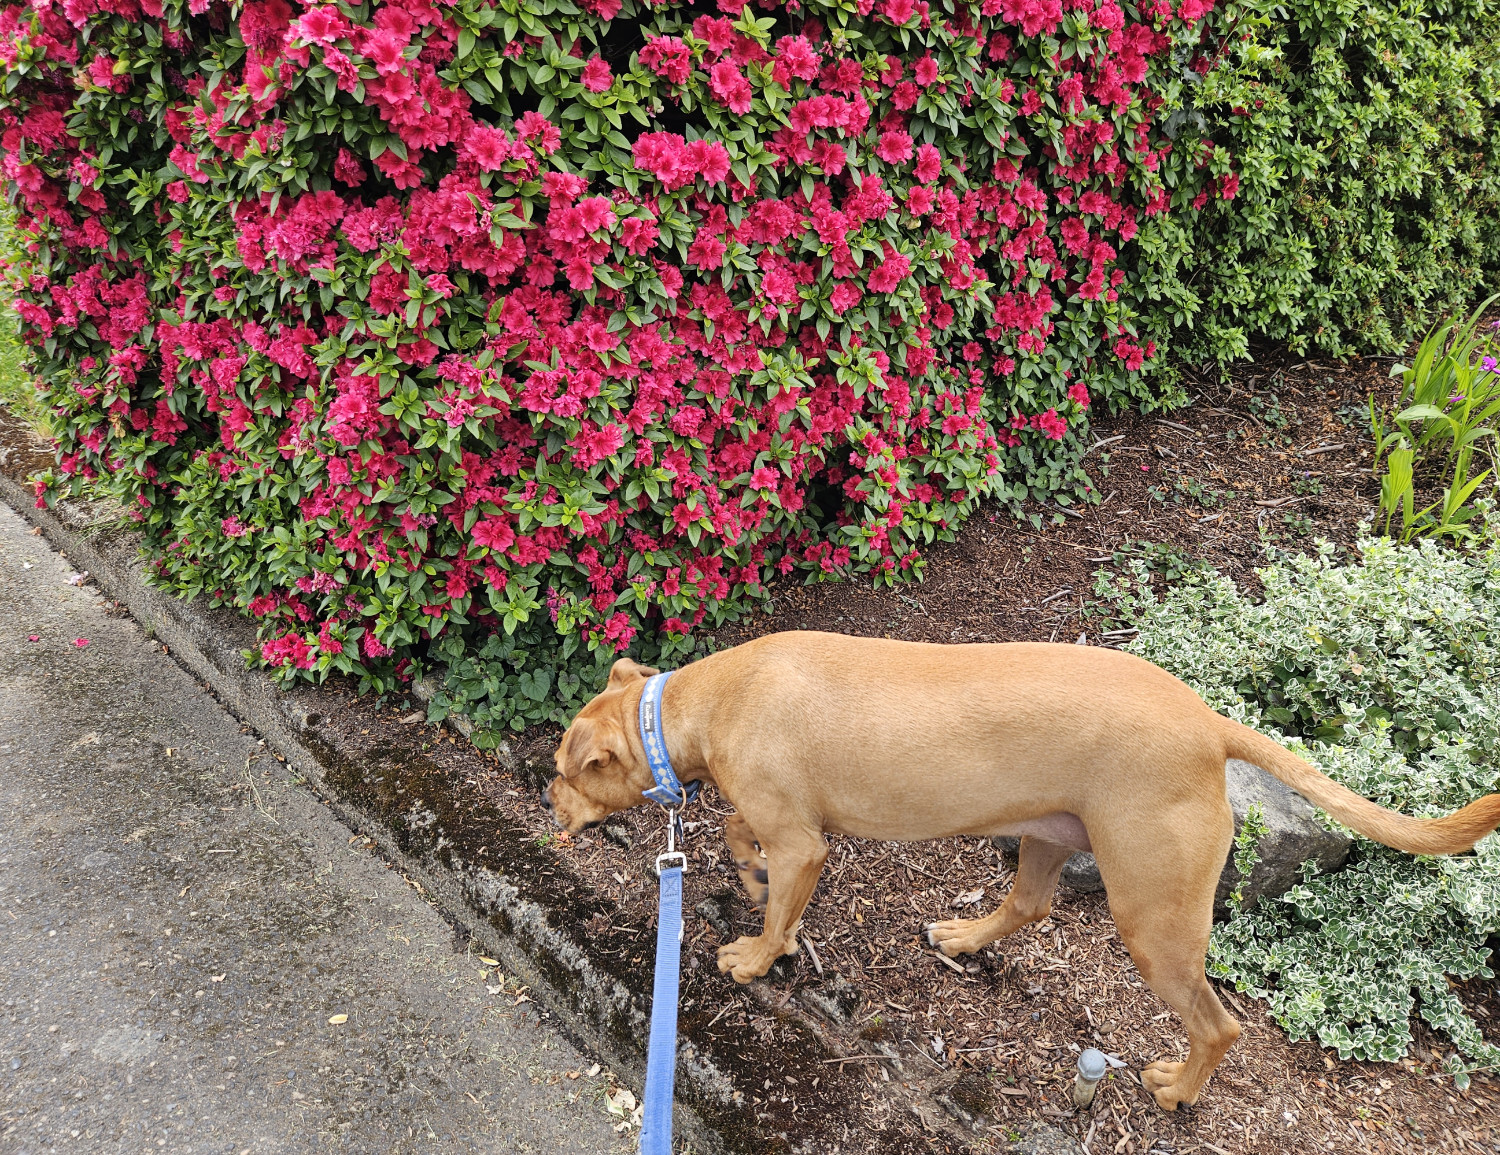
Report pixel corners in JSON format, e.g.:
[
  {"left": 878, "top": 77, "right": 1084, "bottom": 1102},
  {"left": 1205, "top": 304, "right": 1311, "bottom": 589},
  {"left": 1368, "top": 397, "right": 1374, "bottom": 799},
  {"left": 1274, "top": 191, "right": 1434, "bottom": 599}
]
[{"left": 74, "top": 638, "right": 89, "bottom": 647}]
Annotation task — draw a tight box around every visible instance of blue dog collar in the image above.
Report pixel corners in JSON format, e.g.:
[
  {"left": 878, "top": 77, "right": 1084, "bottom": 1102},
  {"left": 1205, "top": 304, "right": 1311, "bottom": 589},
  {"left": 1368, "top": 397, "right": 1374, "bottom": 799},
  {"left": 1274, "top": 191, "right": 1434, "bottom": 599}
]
[{"left": 638, "top": 672, "right": 699, "bottom": 807}]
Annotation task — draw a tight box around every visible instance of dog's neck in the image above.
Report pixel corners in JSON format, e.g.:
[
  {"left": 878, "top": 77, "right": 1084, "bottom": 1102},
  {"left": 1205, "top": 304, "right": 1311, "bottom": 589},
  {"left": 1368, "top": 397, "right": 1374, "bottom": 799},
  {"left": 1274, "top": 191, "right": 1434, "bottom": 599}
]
[{"left": 640, "top": 669, "right": 715, "bottom": 790}]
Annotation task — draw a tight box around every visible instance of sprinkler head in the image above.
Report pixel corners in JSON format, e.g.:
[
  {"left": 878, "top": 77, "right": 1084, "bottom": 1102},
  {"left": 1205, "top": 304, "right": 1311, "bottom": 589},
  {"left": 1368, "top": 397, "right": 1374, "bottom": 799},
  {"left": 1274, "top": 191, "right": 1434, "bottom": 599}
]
[{"left": 1072, "top": 1048, "right": 1109, "bottom": 1109}]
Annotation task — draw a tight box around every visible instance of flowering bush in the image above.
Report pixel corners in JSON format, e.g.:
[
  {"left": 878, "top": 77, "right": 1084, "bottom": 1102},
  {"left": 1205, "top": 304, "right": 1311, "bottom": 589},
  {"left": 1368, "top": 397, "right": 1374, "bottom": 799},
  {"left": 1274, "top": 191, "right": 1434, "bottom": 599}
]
[{"left": 0, "top": 0, "right": 1229, "bottom": 727}]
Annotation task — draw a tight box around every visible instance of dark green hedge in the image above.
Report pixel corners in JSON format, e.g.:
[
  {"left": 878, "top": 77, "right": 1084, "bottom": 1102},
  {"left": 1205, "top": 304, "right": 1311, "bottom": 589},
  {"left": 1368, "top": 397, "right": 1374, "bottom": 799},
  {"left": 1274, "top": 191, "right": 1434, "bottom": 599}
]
[{"left": 1137, "top": 0, "right": 1500, "bottom": 368}]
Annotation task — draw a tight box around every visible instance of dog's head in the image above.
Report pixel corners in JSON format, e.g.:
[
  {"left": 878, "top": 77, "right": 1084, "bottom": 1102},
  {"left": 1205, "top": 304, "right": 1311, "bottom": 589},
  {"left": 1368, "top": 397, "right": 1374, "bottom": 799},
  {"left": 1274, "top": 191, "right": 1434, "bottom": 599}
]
[{"left": 543, "top": 657, "right": 660, "bottom": 833}]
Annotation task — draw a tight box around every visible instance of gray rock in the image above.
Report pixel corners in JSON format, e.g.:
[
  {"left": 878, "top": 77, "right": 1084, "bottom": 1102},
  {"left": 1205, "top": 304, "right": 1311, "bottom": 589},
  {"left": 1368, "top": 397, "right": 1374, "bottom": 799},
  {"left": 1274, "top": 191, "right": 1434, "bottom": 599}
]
[
  {"left": 800, "top": 974, "right": 861, "bottom": 1024},
  {"left": 992, "top": 837, "right": 1102, "bottom": 894},
  {"left": 992, "top": 759, "right": 1352, "bottom": 916},
  {"left": 602, "top": 821, "right": 634, "bottom": 850},
  {"left": 1215, "top": 757, "right": 1352, "bottom": 912},
  {"left": 1060, "top": 852, "right": 1105, "bottom": 894},
  {"left": 1007, "top": 1122, "right": 1084, "bottom": 1154},
  {"left": 695, "top": 896, "right": 733, "bottom": 939}
]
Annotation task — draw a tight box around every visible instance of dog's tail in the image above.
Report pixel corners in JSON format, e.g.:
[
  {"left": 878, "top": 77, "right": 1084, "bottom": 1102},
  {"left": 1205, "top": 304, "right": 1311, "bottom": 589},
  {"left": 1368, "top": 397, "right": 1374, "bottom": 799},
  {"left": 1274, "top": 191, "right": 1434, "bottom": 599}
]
[{"left": 1219, "top": 717, "right": 1500, "bottom": 856}]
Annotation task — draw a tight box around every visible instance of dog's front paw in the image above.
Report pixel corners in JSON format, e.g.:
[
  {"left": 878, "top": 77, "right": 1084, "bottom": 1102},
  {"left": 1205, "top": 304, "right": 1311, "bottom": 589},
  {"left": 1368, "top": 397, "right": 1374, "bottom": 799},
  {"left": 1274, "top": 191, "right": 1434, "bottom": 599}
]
[
  {"left": 1141, "top": 1060, "right": 1194, "bottom": 1111},
  {"left": 925, "top": 918, "right": 984, "bottom": 958},
  {"left": 716, "top": 935, "right": 776, "bottom": 984}
]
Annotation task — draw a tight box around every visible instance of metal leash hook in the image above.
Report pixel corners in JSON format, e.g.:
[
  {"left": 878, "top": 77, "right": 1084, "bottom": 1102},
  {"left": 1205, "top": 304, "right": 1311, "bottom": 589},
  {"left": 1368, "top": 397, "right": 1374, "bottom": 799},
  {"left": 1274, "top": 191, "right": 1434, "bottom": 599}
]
[{"left": 655, "top": 804, "right": 688, "bottom": 879}]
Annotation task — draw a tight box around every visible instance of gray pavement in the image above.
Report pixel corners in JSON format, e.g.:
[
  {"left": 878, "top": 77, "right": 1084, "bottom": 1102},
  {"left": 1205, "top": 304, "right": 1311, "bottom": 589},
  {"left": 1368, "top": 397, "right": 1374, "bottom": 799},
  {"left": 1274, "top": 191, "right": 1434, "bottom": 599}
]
[{"left": 0, "top": 499, "right": 633, "bottom": 1154}]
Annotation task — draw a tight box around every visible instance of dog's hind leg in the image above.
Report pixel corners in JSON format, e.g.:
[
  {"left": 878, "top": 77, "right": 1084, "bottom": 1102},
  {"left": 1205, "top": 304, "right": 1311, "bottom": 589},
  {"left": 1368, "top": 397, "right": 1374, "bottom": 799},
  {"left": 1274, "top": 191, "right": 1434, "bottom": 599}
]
[
  {"left": 717, "top": 826, "right": 828, "bottom": 984},
  {"left": 925, "top": 836, "right": 1073, "bottom": 957},
  {"left": 723, "top": 810, "right": 770, "bottom": 909},
  {"left": 1096, "top": 809, "right": 1240, "bottom": 1110}
]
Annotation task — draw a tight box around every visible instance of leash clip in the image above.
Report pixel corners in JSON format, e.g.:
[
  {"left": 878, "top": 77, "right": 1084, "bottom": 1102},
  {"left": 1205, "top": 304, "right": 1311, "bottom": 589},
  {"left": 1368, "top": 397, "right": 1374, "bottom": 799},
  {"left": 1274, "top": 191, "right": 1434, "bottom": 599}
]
[{"left": 655, "top": 805, "right": 688, "bottom": 876}]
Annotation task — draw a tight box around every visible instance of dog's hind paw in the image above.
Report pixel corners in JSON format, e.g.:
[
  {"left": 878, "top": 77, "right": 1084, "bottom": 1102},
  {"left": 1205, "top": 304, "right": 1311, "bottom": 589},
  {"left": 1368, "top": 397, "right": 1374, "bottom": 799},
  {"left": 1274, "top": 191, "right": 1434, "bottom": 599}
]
[
  {"left": 925, "top": 918, "right": 984, "bottom": 957},
  {"left": 1142, "top": 1061, "right": 1196, "bottom": 1111}
]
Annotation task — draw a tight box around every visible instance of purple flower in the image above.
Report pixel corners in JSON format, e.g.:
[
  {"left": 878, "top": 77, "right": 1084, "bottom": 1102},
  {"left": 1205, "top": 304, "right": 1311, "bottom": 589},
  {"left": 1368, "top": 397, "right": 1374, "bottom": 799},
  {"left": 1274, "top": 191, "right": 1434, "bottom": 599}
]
[{"left": 1482, "top": 355, "right": 1497, "bottom": 373}]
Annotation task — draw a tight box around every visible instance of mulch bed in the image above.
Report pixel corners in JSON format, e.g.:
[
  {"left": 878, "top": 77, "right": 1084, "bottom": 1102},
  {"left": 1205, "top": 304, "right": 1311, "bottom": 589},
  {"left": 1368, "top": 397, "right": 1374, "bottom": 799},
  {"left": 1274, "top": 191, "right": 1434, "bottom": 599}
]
[
  {"left": 6, "top": 346, "right": 1498, "bottom": 1153},
  {"left": 502, "top": 346, "right": 1498, "bottom": 1154}
]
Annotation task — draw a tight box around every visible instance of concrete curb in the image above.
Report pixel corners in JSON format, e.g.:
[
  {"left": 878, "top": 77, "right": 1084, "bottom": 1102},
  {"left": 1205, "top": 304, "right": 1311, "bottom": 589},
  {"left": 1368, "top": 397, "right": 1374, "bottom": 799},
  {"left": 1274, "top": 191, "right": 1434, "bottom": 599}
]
[{"left": 0, "top": 448, "right": 759, "bottom": 1152}]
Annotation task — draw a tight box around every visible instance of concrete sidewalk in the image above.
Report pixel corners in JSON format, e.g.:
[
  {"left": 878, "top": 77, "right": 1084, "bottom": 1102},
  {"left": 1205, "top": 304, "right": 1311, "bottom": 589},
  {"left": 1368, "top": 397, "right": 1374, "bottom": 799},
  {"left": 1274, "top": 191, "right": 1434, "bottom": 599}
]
[{"left": 0, "top": 499, "right": 632, "bottom": 1154}]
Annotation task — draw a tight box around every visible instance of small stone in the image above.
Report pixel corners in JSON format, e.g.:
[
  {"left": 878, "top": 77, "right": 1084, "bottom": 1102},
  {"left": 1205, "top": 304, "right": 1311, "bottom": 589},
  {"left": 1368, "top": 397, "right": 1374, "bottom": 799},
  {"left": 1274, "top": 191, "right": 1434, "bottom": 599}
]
[
  {"left": 1007, "top": 1121, "right": 1085, "bottom": 1154},
  {"left": 695, "top": 897, "right": 731, "bottom": 939},
  {"left": 602, "top": 823, "right": 634, "bottom": 851},
  {"left": 800, "top": 975, "right": 860, "bottom": 1024}
]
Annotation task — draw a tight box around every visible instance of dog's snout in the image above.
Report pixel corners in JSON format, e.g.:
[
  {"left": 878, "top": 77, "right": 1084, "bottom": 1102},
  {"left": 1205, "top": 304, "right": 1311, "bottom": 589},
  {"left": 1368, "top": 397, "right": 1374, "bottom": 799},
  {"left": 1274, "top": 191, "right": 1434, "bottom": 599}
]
[{"left": 540, "top": 785, "right": 555, "bottom": 811}]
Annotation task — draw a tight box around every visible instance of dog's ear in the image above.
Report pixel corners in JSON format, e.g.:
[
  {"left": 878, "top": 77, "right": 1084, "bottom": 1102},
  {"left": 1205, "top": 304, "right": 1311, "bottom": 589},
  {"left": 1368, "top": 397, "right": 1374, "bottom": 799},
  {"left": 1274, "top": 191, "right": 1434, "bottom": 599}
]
[
  {"left": 559, "top": 716, "right": 624, "bottom": 779},
  {"left": 607, "top": 657, "right": 659, "bottom": 687}
]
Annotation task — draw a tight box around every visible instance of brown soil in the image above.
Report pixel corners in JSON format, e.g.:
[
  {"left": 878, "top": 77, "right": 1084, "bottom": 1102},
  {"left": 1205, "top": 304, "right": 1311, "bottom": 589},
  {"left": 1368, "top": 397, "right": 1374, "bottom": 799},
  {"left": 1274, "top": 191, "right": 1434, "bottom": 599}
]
[{"left": 6, "top": 349, "right": 1498, "bottom": 1154}]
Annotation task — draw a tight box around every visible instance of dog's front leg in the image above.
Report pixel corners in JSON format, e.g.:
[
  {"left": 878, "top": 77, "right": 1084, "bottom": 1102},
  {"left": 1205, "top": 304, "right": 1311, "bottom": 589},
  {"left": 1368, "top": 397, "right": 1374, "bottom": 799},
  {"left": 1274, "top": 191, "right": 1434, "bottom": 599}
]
[
  {"left": 723, "top": 810, "right": 769, "bottom": 909},
  {"left": 716, "top": 830, "right": 827, "bottom": 984}
]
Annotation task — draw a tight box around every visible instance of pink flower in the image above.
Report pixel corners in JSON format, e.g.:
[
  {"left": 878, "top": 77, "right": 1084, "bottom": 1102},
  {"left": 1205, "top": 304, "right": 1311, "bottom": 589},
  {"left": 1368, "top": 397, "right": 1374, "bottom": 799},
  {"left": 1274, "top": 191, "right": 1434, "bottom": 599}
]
[
  {"left": 687, "top": 232, "right": 728, "bottom": 270},
  {"left": 333, "top": 148, "right": 366, "bottom": 185},
  {"left": 571, "top": 423, "right": 626, "bottom": 468},
  {"left": 472, "top": 517, "right": 516, "bottom": 552},
  {"left": 640, "top": 36, "right": 693, "bottom": 85},
  {"left": 74, "top": 638, "right": 90, "bottom": 647},
  {"left": 575, "top": 195, "right": 615, "bottom": 233},
  {"left": 773, "top": 35, "right": 821, "bottom": 85},
  {"left": 868, "top": 249, "right": 912, "bottom": 293},
  {"left": 913, "top": 143, "right": 941, "bottom": 183},
  {"left": 601, "top": 611, "right": 635, "bottom": 653},
  {"left": 619, "top": 215, "right": 659, "bottom": 255},
  {"left": 516, "top": 112, "right": 561, "bottom": 155},
  {"left": 830, "top": 282, "right": 863, "bottom": 314},
  {"left": 761, "top": 265, "right": 799, "bottom": 305},
  {"left": 581, "top": 55, "right": 613, "bottom": 92},
  {"left": 1031, "top": 409, "right": 1068, "bottom": 440},
  {"left": 296, "top": 7, "right": 349, "bottom": 44},
  {"left": 363, "top": 29, "right": 407, "bottom": 75},
  {"left": 875, "top": 131, "right": 914, "bottom": 165},
  {"left": 686, "top": 139, "right": 731, "bottom": 183},
  {"left": 463, "top": 125, "right": 511, "bottom": 171},
  {"left": 633, "top": 132, "right": 690, "bottom": 189},
  {"left": 999, "top": 0, "right": 1063, "bottom": 37},
  {"left": 709, "top": 62, "right": 753, "bottom": 114},
  {"left": 1068, "top": 382, "right": 1090, "bottom": 408},
  {"left": 542, "top": 170, "right": 588, "bottom": 205},
  {"left": 914, "top": 55, "right": 939, "bottom": 86}
]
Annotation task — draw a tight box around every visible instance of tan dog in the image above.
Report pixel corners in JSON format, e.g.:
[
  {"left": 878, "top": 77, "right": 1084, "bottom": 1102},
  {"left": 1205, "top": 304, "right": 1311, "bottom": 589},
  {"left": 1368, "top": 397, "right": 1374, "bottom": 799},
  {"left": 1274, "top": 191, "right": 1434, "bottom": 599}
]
[{"left": 543, "top": 631, "right": 1500, "bottom": 1110}]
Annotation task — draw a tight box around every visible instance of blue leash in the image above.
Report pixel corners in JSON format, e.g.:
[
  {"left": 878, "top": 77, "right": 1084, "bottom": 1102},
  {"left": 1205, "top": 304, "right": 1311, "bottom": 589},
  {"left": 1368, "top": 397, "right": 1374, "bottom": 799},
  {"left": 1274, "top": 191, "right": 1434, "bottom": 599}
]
[
  {"left": 636, "top": 672, "right": 696, "bottom": 1155},
  {"left": 639, "top": 822, "right": 686, "bottom": 1154}
]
